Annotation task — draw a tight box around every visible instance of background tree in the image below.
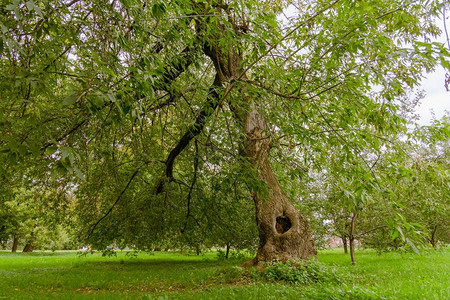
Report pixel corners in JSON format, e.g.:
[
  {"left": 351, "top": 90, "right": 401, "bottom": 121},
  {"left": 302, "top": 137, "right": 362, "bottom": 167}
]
[{"left": 0, "top": 182, "right": 75, "bottom": 252}]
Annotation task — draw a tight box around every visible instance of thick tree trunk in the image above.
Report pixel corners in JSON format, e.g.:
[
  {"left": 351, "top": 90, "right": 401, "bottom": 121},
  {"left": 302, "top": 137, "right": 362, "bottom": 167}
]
[
  {"left": 243, "top": 109, "right": 316, "bottom": 265},
  {"left": 12, "top": 236, "right": 18, "bottom": 253},
  {"left": 157, "top": 13, "right": 316, "bottom": 264},
  {"left": 342, "top": 236, "right": 348, "bottom": 254}
]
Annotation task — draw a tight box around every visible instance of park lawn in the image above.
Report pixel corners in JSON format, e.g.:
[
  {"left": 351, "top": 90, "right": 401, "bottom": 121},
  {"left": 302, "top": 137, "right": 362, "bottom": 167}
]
[{"left": 0, "top": 247, "right": 448, "bottom": 299}]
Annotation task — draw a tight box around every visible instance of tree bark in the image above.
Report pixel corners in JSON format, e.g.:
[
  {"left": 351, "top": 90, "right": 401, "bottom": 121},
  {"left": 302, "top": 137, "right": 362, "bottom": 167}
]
[
  {"left": 23, "top": 243, "right": 33, "bottom": 252},
  {"left": 342, "top": 236, "right": 348, "bottom": 254},
  {"left": 204, "top": 28, "right": 316, "bottom": 264},
  {"left": 155, "top": 73, "right": 222, "bottom": 194},
  {"left": 23, "top": 231, "right": 35, "bottom": 253},
  {"left": 12, "top": 236, "right": 18, "bottom": 253},
  {"left": 155, "top": 12, "right": 317, "bottom": 264},
  {"left": 430, "top": 225, "right": 437, "bottom": 248},
  {"left": 225, "top": 243, "right": 230, "bottom": 259},
  {"left": 242, "top": 108, "right": 316, "bottom": 265},
  {"left": 349, "top": 238, "right": 355, "bottom": 265},
  {"left": 350, "top": 212, "right": 358, "bottom": 265}
]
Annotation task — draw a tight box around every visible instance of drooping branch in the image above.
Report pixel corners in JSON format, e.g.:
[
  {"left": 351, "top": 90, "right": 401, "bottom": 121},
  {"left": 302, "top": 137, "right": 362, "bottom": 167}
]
[
  {"left": 156, "top": 73, "right": 222, "bottom": 194},
  {"left": 39, "top": 44, "right": 198, "bottom": 152},
  {"left": 355, "top": 225, "right": 388, "bottom": 238},
  {"left": 155, "top": 7, "right": 243, "bottom": 193},
  {"left": 40, "top": 119, "right": 88, "bottom": 152},
  {"left": 181, "top": 139, "right": 199, "bottom": 233},
  {"left": 155, "top": 45, "right": 199, "bottom": 92},
  {"left": 137, "top": 43, "right": 200, "bottom": 112},
  {"left": 88, "top": 168, "right": 140, "bottom": 237}
]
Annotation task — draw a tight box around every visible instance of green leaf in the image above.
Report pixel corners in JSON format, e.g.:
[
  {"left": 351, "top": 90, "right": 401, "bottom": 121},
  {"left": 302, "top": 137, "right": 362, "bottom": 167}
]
[
  {"left": 25, "top": 0, "right": 35, "bottom": 11},
  {"left": 152, "top": 2, "right": 167, "bottom": 19},
  {"left": 406, "top": 238, "right": 420, "bottom": 255},
  {"left": 60, "top": 146, "right": 71, "bottom": 160},
  {"left": 101, "top": 65, "right": 116, "bottom": 78},
  {"left": 5, "top": 0, "right": 20, "bottom": 11},
  {"left": 45, "top": 146, "right": 57, "bottom": 155},
  {"left": 63, "top": 93, "right": 78, "bottom": 106},
  {"left": 396, "top": 226, "right": 405, "bottom": 242},
  {"left": 73, "top": 166, "right": 85, "bottom": 181}
]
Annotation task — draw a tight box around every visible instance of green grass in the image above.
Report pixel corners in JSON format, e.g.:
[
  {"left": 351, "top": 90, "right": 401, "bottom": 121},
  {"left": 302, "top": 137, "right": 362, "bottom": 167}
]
[{"left": 0, "top": 247, "right": 449, "bottom": 299}]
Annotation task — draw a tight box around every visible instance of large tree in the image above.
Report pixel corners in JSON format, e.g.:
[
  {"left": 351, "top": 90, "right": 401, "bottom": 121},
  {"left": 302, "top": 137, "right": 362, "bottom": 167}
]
[{"left": 1, "top": 0, "right": 448, "bottom": 263}]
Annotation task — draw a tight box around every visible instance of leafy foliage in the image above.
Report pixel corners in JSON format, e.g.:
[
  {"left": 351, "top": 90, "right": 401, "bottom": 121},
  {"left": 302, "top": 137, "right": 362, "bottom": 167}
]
[
  {"left": 0, "top": 0, "right": 449, "bottom": 254},
  {"left": 252, "top": 259, "right": 345, "bottom": 285}
]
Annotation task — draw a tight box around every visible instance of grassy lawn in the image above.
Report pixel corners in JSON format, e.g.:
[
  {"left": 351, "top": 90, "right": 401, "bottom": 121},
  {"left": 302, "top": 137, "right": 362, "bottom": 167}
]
[{"left": 0, "top": 247, "right": 448, "bottom": 299}]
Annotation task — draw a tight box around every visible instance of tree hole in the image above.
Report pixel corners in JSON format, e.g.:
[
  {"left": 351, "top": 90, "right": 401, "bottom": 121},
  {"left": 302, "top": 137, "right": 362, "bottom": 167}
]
[{"left": 275, "top": 216, "right": 292, "bottom": 234}]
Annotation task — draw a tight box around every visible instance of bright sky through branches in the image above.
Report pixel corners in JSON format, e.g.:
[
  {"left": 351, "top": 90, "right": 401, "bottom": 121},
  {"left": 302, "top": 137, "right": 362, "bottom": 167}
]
[
  {"left": 420, "top": 67, "right": 449, "bottom": 125},
  {"left": 282, "top": 4, "right": 450, "bottom": 126}
]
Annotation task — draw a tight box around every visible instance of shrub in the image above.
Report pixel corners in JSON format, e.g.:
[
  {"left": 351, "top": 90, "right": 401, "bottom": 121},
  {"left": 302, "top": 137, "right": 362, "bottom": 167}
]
[
  {"left": 216, "top": 249, "right": 255, "bottom": 261},
  {"left": 252, "top": 259, "right": 346, "bottom": 285}
]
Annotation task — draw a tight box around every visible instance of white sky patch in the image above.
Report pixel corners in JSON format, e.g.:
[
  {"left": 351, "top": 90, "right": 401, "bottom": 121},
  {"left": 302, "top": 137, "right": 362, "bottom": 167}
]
[
  {"left": 417, "top": 16, "right": 450, "bottom": 125},
  {"left": 418, "top": 65, "right": 449, "bottom": 125}
]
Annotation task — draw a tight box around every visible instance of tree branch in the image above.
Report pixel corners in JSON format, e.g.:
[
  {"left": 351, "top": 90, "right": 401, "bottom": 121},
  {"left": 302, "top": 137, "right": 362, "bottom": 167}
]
[
  {"left": 156, "top": 73, "right": 222, "bottom": 194},
  {"left": 155, "top": 45, "right": 199, "bottom": 92},
  {"left": 355, "top": 225, "right": 388, "bottom": 238},
  {"left": 88, "top": 168, "right": 140, "bottom": 237},
  {"left": 181, "top": 139, "right": 199, "bottom": 233},
  {"left": 40, "top": 119, "right": 88, "bottom": 152}
]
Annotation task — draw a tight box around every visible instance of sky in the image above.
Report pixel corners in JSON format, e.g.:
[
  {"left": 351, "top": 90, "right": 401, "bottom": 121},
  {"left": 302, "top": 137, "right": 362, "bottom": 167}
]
[
  {"left": 412, "top": 15, "right": 450, "bottom": 126},
  {"left": 419, "top": 66, "right": 449, "bottom": 125}
]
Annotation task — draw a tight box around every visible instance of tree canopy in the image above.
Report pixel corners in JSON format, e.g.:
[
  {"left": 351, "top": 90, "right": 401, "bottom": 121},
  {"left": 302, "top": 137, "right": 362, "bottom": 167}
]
[{"left": 0, "top": 0, "right": 449, "bottom": 260}]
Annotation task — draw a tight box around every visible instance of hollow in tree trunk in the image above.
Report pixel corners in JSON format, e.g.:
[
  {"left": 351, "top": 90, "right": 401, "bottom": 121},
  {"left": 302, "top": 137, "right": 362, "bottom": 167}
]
[
  {"left": 201, "top": 8, "right": 316, "bottom": 265},
  {"left": 157, "top": 15, "right": 317, "bottom": 265},
  {"left": 242, "top": 109, "right": 316, "bottom": 265}
]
